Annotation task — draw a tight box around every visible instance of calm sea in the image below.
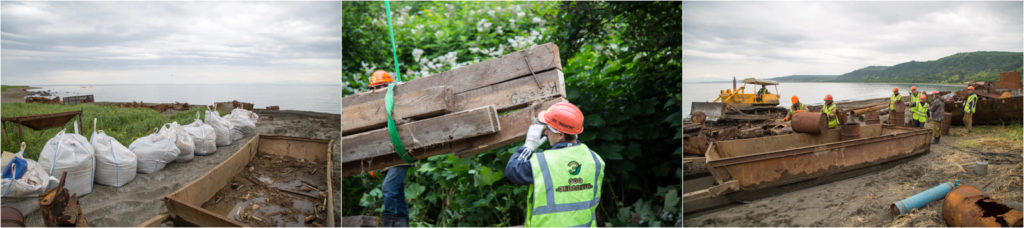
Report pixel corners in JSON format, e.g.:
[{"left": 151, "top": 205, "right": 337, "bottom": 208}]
[
  {"left": 683, "top": 82, "right": 966, "bottom": 114},
  {"left": 29, "top": 84, "right": 340, "bottom": 114}
]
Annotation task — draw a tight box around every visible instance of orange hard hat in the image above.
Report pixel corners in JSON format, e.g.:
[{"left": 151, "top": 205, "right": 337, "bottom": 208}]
[
  {"left": 968, "top": 86, "right": 975, "bottom": 90},
  {"left": 537, "top": 102, "right": 584, "bottom": 135},
  {"left": 919, "top": 94, "right": 926, "bottom": 100},
  {"left": 369, "top": 70, "right": 394, "bottom": 87},
  {"left": 824, "top": 94, "right": 833, "bottom": 101},
  {"left": 932, "top": 90, "right": 940, "bottom": 95},
  {"left": 791, "top": 96, "right": 799, "bottom": 103},
  {"left": 893, "top": 87, "right": 899, "bottom": 92},
  {"left": 911, "top": 86, "right": 917, "bottom": 91}
]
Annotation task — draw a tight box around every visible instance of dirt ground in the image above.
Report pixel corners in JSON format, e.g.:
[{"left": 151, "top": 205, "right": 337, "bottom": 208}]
[
  {"left": 1, "top": 87, "right": 38, "bottom": 103},
  {"left": 683, "top": 124, "right": 1023, "bottom": 227},
  {"left": 4, "top": 109, "right": 340, "bottom": 226}
]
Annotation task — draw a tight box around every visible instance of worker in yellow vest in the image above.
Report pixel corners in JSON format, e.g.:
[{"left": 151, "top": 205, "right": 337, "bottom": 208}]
[
  {"left": 911, "top": 93, "right": 928, "bottom": 128},
  {"left": 822, "top": 95, "right": 839, "bottom": 129},
  {"left": 370, "top": 70, "right": 413, "bottom": 227},
  {"left": 964, "top": 86, "right": 979, "bottom": 133},
  {"left": 890, "top": 87, "right": 903, "bottom": 112},
  {"left": 909, "top": 86, "right": 920, "bottom": 105},
  {"left": 783, "top": 96, "right": 808, "bottom": 121},
  {"left": 505, "top": 102, "right": 605, "bottom": 227}
]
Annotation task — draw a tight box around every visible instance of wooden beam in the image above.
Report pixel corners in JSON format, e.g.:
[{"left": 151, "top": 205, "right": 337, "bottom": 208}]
[
  {"left": 341, "top": 105, "right": 501, "bottom": 163},
  {"left": 342, "top": 86, "right": 451, "bottom": 134},
  {"left": 341, "top": 43, "right": 561, "bottom": 106},
  {"left": 342, "top": 97, "right": 565, "bottom": 177},
  {"left": 454, "top": 69, "right": 565, "bottom": 113},
  {"left": 682, "top": 180, "right": 738, "bottom": 201},
  {"left": 341, "top": 216, "right": 379, "bottom": 227}
]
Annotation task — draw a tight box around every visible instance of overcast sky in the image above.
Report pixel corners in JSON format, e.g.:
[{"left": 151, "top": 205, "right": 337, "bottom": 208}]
[
  {"left": 683, "top": 1, "right": 1023, "bottom": 82},
  {"left": 1, "top": 1, "right": 340, "bottom": 85}
]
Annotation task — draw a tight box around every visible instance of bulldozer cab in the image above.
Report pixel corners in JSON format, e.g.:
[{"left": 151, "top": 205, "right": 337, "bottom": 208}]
[{"left": 713, "top": 78, "right": 780, "bottom": 108}]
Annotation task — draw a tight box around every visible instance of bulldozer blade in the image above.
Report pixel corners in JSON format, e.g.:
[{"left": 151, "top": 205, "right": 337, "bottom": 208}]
[{"left": 691, "top": 102, "right": 726, "bottom": 122}]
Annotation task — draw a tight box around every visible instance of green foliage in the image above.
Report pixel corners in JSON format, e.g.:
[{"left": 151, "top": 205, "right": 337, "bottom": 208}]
[
  {"left": 1, "top": 85, "right": 29, "bottom": 92},
  {"left": 833, "top": 52, "right": 1023, "bottom": 83},
  {"left": 1, "top": 103, "right": 211, "bottom": 160},
  {"left": 342, "top": 1, "right": 681, "bottom": 226}
]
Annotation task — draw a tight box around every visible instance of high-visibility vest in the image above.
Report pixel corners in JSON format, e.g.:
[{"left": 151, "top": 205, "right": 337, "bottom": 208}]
[
  {"left": 890, "top": 94, "right": 902, "bottom": 110},
  {"left": 912, "top": 101, "right": 928, "bottom": 122},
  {"left": 964, "top": 94, "right": 978, "bottom": 113},
  {"left": 788, "top": 103, "right": 808, "bottom": 117},
  {"left": 909, "top": 92, "right": 920, "bottom": 105},
  {"left": 822, "top": 103, "right": 839, "bottom": 128},
  {"left": 526, "top": 143, "right": 605, "bottom": 227}
]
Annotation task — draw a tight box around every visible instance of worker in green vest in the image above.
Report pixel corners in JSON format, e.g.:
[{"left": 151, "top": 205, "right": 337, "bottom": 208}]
[
  {"left": 369, "top": 70, "right": 412, "bottom": 227},
  {"left": 783, "top": 96, "right": 808, "bottom": 121},
  {"left": 890, "top": 87, "right": 903, "bottom": 112},
  {"left": 964, "top": 86, "right": 979, "bottom": 133},
  {"left": 822, "top": 94, "right": 839, "bottom": 129},
  {"left": 912, "top": 93, "right": 928, "bottom": 128},
  {"left": 505, "top": 102, "right": 605, "bottom": 227},
  {"left": 908, "top": 86, "right": 920, "bottom": 105}
]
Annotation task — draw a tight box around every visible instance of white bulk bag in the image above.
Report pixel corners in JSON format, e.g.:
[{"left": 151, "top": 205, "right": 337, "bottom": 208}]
[
  {"left": 204, "top": 110, "right": 233, "bottom": 146},
  {"left": 225, "top": 108, "right": 258, "bottom": 141},
  {"left": 90, "top": 119, "right": 137, "bottom": 187},
  {"left": 38, "top": 122, "right": 95, "bottom": 196},
  {"left": 163, "top": 122, "right": 195, "bottom": 162},
  {"left": 2, "top": 144, "right": 58, "bottom": 198},
  {"left": 129, "top": 125, "right": 179, "bottom": 174},
  {"left": 183, "top": 112, "right": 217, "bottom": 156}
]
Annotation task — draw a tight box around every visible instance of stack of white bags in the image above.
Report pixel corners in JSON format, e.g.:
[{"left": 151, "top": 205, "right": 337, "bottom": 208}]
[{"left": 90, "top": 119, "right": 137, "bottom": 187}]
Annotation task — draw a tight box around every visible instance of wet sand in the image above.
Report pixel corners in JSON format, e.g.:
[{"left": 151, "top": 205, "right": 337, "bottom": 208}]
[
  {"left": 5, "top": 109, "right": 340, "bottom": 226},
  {"left": 683, "top": 125, "right": 1023, "bottom": 226}
]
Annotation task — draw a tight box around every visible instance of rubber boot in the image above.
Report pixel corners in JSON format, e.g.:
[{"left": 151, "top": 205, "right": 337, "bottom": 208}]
[{"left": 381, "top": 214, "right": 409, "bottom": 227}]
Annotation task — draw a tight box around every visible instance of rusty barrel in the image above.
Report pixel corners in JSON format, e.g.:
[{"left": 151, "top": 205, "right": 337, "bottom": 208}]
[
  {"left": 791, "top": 112, "right": 827, "bottom": 134},
  {"left": 691, "top": 112, "right": 707, "bottom": 125},
  {"left": 841, "top": 123, "right": 860, "bottom": 141},
  {"left": 942, "top": 185, "right": 1024, "bottom": 227},
  {"left": 893, "top": 102, "right": 906, "bottom": 113},
  {"left": 940, "top": 112, "right": 952, "bottom": 135},
  {"left": 864, "top": 111, "right": 880, "bottom": 125},
  {"left": 1, "top": 206, "right": 25, "bottom": 227}
]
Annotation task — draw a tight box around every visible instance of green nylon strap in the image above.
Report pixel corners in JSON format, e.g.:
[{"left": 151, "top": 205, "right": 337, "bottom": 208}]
[
  {"left": 386, "top": 83, "right": 415, "bottom": 163},
  {"left": 384, "top": 1, "right": 402, "bottom": 82}
]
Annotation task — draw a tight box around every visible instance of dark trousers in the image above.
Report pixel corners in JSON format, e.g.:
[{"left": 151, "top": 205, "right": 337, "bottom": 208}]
[{"left": 382, "top": 166, "right": 410, "bottom": 217}]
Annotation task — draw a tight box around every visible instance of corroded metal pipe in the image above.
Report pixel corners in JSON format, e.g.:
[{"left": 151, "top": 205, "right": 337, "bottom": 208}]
[
  {"left": 791, "top": 112, "right": 827, "bottom": 134},
  {"left": 942, "top": 185, "right": 1024, "bottom": 227}
]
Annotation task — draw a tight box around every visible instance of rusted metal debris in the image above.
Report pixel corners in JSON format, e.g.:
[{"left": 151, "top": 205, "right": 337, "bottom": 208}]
[
  {"left": 25, "top": 96, "right": 60, "bottom": 104},
  {"left": 266, "top": 106, "right": 280, "bottom": 110},
  {"left": 215, "top": 100, "right": 254, "bottom": 113},
  {"left": 942, "top": 185, "right": 1023, "bottom": 227},
  {"left": 945, "top": 72, "right": 1023, "bottom": 125},
  {"left": 1, "top": 206, "right": 25, "bottom": 227},
  {"left": 2, "top": 110, "right": 84, "bottom": 145},
  {"left": 62, "top": 95, "right": 94, "bottom": 105},
  {"left": 39, "top": 172, "right": 89, "bottom": 227},
  {"left": 940, "top": 112, "right": 952, "bottom": 135},
  {"left": 840, "top": 123, "right": 860, "bottom": 141},
  {"left": 791, "top": 112, "right": 826, "bottom": 134},
  {"left": 682, "top": 119, "right": 791, "bottom": 155}
]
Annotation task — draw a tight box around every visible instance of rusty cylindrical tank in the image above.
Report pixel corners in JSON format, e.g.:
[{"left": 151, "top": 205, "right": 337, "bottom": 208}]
[
  {"left": 889, "top": 111, "right": 905, "bottom": 126},
  {"left": 864, "top": 111, "right": 880, "bottom": 125},
  {"left": 1, "top": 206, "right": 25, "bottom": 227},
  {"left": 942, "top": 185, "right": 1024, "bottom": 227},
  {"left": 792, "top": 112, "right": 827, "bottom": 134},
  {"left": 691, "top": 111, "right": 707, "bottom": 125},
  {"left": 841, "top": 123, "right": 861, "bottom": 141},
  {"left": 940, "top": 112, "right": 952, "bottom": 135}
]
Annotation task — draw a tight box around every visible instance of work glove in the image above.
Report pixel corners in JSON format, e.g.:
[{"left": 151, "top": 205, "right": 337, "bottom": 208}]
[{"left": 523, "top": 123, "right": 548, "bottom": 152}]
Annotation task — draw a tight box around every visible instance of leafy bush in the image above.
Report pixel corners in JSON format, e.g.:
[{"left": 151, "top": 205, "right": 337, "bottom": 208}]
[{"left": 342, "top": 1, "right": 681, "bottom": 226}]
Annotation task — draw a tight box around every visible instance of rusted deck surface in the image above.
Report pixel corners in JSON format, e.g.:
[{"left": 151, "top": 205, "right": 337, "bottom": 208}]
[{"left": 704, "top": 124, "right": 932, "bottom": 191}]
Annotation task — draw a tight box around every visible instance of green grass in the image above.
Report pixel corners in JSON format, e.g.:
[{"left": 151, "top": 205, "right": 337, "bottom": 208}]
[
  {"left": 1, "top": 85, "right": 29, "bottom": 92},
  {"left": 1, "top": 103, "right": 223, "bottom": 160}
]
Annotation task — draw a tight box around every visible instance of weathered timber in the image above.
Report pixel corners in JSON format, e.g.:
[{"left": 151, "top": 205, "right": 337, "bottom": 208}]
[
  {"left": 341, "top": 105, "right": 500, "bottom": 163},
  {"left": 342, "top": 97, "right": 565, "bottom": 177},
  {"left": 341, "top": 43, "right": 561, "bottom": 107},
  {"left": 341, "top": 216, "right": 379, "bottom": 227},
  {"left": 341, "top": 86, "right": 452, "bottom": 134},
  {"left": 453, "top": 69, "right": 565, "bottom": 113}
]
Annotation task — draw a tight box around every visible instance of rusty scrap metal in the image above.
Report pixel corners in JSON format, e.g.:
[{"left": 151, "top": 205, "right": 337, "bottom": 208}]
[
  {"left": 266, "top": 105, "right": 280, "bottom": 110},
  {"left": 26, "top": 96, "right": 60, "bottom": 104},
  {"left": 62, "top": 95, "right": 94, "bottom": 105},
  {"left": 942, "top": 185, "right": 1023, "bottom": 227},
  {"left": 864, "top": 111, "right": 880, "bottom": 125},
  {"left": 2, "top": 110, "right": 84, "bottom": 146},
  {"left": 791, "top": 112, "right": 827, "bottom": 134},
  {"left": 940, "top": 112, "right": 952, "bottom": 135},
  {"left": 39, "top": 172, "right": 89, "bottom": 227},
  {"left": 1, "top": 206, "right": 25, "bottom": 227},
  {"left": 522, "top": 56, "right": 543, "bottom": 89},
  {"left": 691, "top": 112, "right": 707, "bottom": 125},
  {"left": 996, "top": 71, "right": 1022, "bottom": 90},
  {"left": 840, "top": 123, "right": 860, "bottom": 141}
]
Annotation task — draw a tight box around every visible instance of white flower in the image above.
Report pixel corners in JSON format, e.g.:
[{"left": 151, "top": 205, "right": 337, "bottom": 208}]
[
  {"left": 496, "top": 26, "right": 503, "bottom": 34},
  {"left": 532, "top": 17, "right": 543, "bottom": 24},
  {"left": 487, "top": 10, "right": 495, "bottom": 17},
  {"left": 412, "top": 49, "right": 424, "bottom": 61},
  {"left": 476, "top": 19, "right": 492, "bottom": 32},
  {"left": 434, "top": 30, "right": 443, "bottom": 37},
  {"left": 468, "top": 47, "right": 480, "bottom": 53},
  {"left": 517, "top": 12, "right": 525, "bottom": 18}
]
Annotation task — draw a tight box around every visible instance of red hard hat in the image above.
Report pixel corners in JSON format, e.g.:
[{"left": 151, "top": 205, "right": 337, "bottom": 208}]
[
  {"left": 824, "top": 94, "right": 833, "bottom": 101},
  {"left": 919, "top": 94, "right": 926, "bottom": 100},
  {"left": 968, "top": 86, "right": 975, "bottom": 90},
  {"left": 893, "top": 87, "right": 899, "bottom": 92},
  {"left": 932, "top": 90, "right": 940, "bottom": 95},
  {"left": 538, "top": 102, "right": 584, "bottom": 135},
  {"left": 911, "top": 86, "right": 917, "bottom": 91},
  {"left": 369, "top": 70, "right": 394, "bottom": 87}
]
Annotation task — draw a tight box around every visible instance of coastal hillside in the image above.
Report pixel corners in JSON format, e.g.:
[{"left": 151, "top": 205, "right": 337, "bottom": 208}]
[{"left": 833, "top": 51, "right": 1023, "bottom": 83}]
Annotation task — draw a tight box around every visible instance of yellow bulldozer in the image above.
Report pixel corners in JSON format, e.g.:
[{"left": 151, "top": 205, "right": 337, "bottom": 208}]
[{"left": 691, "top": 77, "right": 784, "bottom": 122}]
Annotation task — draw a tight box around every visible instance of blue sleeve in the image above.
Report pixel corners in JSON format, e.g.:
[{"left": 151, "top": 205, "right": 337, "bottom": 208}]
[{"left": 505, "top": 146, "right": 534, "bottom": 185}]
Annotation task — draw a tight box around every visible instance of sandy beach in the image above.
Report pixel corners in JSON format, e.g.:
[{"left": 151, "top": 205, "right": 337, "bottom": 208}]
[
  {"left": 1, "top": 87, "right": 38, "bottom": 104},
  {"left": 683, "top": 124, "right": 1023, "bottom": 226},
  {"left": 3, "top": 109, "right": 340, "bottom": 226}
]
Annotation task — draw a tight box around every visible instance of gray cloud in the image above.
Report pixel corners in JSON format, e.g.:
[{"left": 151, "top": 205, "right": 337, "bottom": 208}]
[
  {"left": 2, "top": 1, "right": 340, "bottom": 85},
  {"left": 683, "top": 1, "right": 1023, "bottom": 81}
]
